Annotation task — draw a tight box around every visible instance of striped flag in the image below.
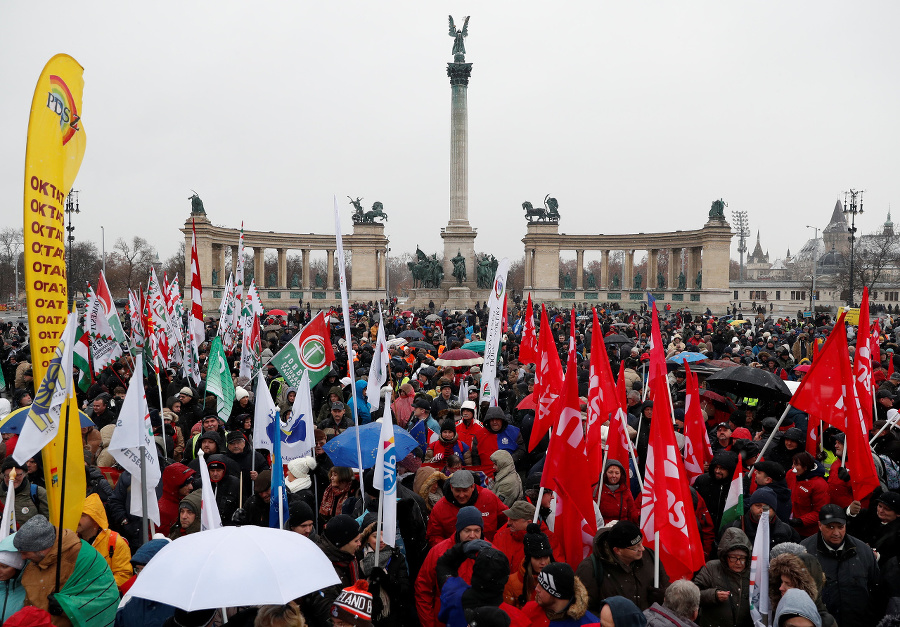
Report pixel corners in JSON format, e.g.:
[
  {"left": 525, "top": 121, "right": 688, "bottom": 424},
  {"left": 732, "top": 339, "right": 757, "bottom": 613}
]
[
  {"left": 749, "top": 509, "right": 771, "bottom": 626},
  {"left": 373, "top": 391, "right": 397, "bottom": 546},
  {"left": 189, "top": 219, "right": 205, "bottom": 350},
  {"left": 720, "top": 455, "right": 744, "bottom": 530},
  {"left": 96, "top": 270, "right": 126, "bottom": 343},
  {"left": 73, "top": 325, "right": 91, "bottom": 393},
  {"left": 367, "top": 304, "right": 389, "bottom": 411}
]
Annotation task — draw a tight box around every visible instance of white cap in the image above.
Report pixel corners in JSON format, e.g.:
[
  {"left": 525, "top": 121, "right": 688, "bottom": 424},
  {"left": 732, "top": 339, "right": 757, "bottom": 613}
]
[
  {"left": 340, "top": 377, "right": 352, "bottom": 388},
  {"left": 461, "top": 400, "right": 477, "bottom": 412}
]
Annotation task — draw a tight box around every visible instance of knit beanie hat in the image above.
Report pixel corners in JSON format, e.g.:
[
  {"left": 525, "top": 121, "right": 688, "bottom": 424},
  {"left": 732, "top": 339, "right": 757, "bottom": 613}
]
[
  {"left": 440, "top": 418, "right": 457, "bottom": 434},
  {"left": 331, "top": 580, "right": 374, "bottom": 627},
  {"left": 747, "top": 487, "right": 778, "bottom": 510},
  {"left": 464, "top": 607, "right": 511, "bottom": 627},
  {"left": 13, "top": 514, "right": 56, "bottom": 552},
  {"left": 522, "top": 523, "right": 554, "bottom": 559},
  {"left": 287, "top": 502, "right": 315, "bottom": 529},
  {"left": 537, "top": 562, "right": 576, "bottom": 599},
  {"left": 607, "top": 520, "right": 643, "bottom": 550},
  {"left": 456, "top": 505, "right": 484, "bottom": 533},
  {"left": 324, "top": 514, "right": 360, "bottom": 549},
  {"left": 287, "top": 457, "right": 316, "bottom": 491},
  {"left": 130, "top": 538, "right": 170, "bottom": 566},
  {"left": 469, "top": 548, "right": 510, "bottom": 594}
]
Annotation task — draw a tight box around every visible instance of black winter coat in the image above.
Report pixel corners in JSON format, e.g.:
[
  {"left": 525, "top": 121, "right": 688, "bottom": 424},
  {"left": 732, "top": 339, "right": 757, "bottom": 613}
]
[{"left": 801, "top": 532, "right": 879, "bottom": 627}]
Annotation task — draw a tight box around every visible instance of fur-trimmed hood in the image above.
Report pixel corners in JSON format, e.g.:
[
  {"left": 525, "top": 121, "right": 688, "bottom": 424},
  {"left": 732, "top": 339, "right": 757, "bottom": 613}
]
[
  {"left": 768, "top": 552, "right": 819, "bottom": 611},
  {"left": 414, "top": 467, "right": 448, "bottom": 511}
]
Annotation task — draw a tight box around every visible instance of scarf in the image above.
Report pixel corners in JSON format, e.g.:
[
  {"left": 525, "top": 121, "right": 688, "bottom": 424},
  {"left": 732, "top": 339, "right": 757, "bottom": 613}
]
[
  {"left": 286, "top": 475, "right": 311, "bottom": 492},
  {"left": 319, "top": 484, "right": 351, "bottom": 517}
]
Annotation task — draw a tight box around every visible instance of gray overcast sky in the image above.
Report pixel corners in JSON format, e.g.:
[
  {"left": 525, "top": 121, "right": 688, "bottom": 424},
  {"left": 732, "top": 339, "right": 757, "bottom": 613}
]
[{"left": 2, "top": 2, "right": 899, "bottom": 267}]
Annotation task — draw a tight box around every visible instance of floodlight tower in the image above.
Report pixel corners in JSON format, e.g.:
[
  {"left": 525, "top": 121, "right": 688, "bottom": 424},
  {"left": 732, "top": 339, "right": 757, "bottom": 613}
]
[{"left": 732, "top": 210, "right": 750, "bottom": 281}]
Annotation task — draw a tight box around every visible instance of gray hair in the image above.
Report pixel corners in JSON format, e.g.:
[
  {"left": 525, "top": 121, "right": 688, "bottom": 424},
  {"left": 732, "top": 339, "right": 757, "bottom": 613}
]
[{"left": 663, "top": 579, "right": 700, "bottom": 620}]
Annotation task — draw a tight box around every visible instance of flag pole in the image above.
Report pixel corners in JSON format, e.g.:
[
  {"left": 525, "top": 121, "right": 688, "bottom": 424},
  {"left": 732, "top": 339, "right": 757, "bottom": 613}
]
[
  {"left": 54, "top": 399, "right": 73, "bottom": 594},
  {"left": 597, "top": 444, "right": 608, "bottom": 508},
  {"left": 154, "top": 366, "right": 168, "bottom": 460},
  {"left": 871, "top": 412, "right": 900, "bottom": 445},
  {"left": 139, "top": 443, "right": 149, "bottom": 545},
  {"left": 374, "top": 487, "right": 384, "bottom": 565},
  {"left": 654, "top": 530, "right": 660, "bottom": 588}
]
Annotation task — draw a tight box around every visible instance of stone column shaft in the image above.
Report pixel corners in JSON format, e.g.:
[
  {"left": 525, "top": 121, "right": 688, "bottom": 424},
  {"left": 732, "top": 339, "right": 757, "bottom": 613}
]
[
  {"left": 686, "top": 248, "right": 695, "bottom": 289},
  {"left": 215, "top": 245, "right": 226, "bottom": 286},
  {"left": 668, "top": 248, "right": 679, "bottom": 289},
  {"left": 302, "top": 250, "right": 311, "bottom": 290},
  {"left": 231, "top": 246, "right": 239, "bottom": 277},
  {"left": 601, "top": 250, "right": 610, "bottom": 289},
  {"left": 254, "top": 248, "right": 265, "bottom": 289},
  {"left": 524, "top": 249, "right": 533, "bottom": 290},
  {"left": 448, "top": 63, "right": 473, "bottom": 226},
  {"left": 326, "top": 250, "right": 335, "bottom": 290},
  {"left": 648, "top": 249, "right": 658, "bottom": 289},
  {"left": 625, "top": 250, "right": 635, "bottom": 290},
  {"left": 277, "top": 248, "right": 287, "bottom": 288},
  {"left": 576, "top": 250, "right": 584, "bottom": 290}
]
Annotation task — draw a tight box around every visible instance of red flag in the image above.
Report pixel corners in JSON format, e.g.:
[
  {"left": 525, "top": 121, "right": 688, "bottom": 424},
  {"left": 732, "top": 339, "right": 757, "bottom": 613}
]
[
  {"left": 812, "top": 336, "right": 819, "bottom": 363},
  {"left": 639, "top": 306, "right": 705, "bottom": 581},
  {"left": 793, "top": 312, "right": 879, "bottom": 501},
  {"left": 528, "top": 304, "right": 564, "bottom": 451},
  {"left": 605, "top": 363, "right": 632, "bottom": 477},
  {"left": 855, "top": 287, "right": 874, "bottom": 431},
  {"left": 543, "top": 311, "right": 597, "bottom": 565},
  {"left": 518, "top": 294, "right": 538, "bottom": 364},
  {"left": 872, "top": 319, "right": 882, "bottom": 366},
  {"left": 553, "top": 479, "right": 595, "bottom": 569},
  {"left": 501, "top": 293, "right": 508, "bottom": 334},
  {"left": 890, "top": 354, "right": 895, "bottom": 379},
  {"left": 190, "top": 218, "right": 205, "bottom": 348},
  {"left": 805, "top": 411, "right": 821, "bottom": 456},
  {"left": 586, "top": 308, "right": 619, "bottom": 477},
  {"left": 648, "top": 303, "right": 668, "bottom": 384},
  {"left": 682, "top": 362, "right": 713, "bottom": 485}
]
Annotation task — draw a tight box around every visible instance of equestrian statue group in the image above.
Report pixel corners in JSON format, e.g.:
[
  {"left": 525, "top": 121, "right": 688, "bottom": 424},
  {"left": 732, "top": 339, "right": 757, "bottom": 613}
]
[
  {"left": 349, "top": 197, "right": 388, "bottom": 224},
  {"left": 522, "top": 194, "right": 561, "bottom": 223}
]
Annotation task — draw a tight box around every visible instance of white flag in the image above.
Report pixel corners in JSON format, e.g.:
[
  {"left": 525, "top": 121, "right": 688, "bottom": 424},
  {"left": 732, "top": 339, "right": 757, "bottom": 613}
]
[
  {"left": 14, "top": 312, "right": 77, "bottom": 465},
  {"left": 253, "top": 371, "right": 312, "bottom": 462},
  {"left": 479, "top": 258, "right": 510, "bottom": 407},
  {"left": 0, "top": 469, "right": 16, "bottom": 537},
  {"left": 109, "top": 354, "right": 162, "bottom": 525},
  {"left": 373, "top": 390, "right": 397, "bottom": 547},
  {"left": 367, "top": 304, "right": 389, "bottom": 411},
  {"left": 197, "top": 449, "right": 222, "bottom": 531},
  {"left": 749, "top": 509, "right": 771, "bottom": 627},
  {"left": 86, "top": 285, "right": 123, "bottom": 375}
]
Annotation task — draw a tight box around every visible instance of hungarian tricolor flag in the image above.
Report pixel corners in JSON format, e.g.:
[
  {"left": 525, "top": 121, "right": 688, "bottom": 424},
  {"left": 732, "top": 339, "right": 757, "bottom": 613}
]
[
  {"left": 528, "top": 304, "right": 564, "bottom": 451},
  {"left": 518, "top": 294, "right": 538, "bottom": 365},
  {"left": 720, "top": 455, "right": 744, "bottom": 530}
]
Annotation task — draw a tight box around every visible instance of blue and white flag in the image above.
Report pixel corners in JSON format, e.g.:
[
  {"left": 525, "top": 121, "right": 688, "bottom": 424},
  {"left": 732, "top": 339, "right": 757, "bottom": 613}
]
[
  {"left": 267, "top": 407, "right": 289, "bottom": 529},
  {"left": 14, "top": 312, "right": 77, "bottom": 465},
  {"left": 367, "top": 304, "right": 389, "bottom": 411},
  {"left": 254, "top": 371, "right": 313, "bottom": 462},
  {"left": 373, "top": 390, "right": 397, "bottom": 546}
]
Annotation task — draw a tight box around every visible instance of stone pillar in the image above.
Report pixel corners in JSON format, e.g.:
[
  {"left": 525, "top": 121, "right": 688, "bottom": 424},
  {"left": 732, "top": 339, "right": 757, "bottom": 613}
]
[
  {"left": 277, "top": 248, "right": 287, "bottom": 288},
  {"left": 625, "top": 250, "right": 635, "bottom": 290},
  {"left": 375, "top": 251, "right": 382, "bottom": 290},
  {"left": 231, "top": 246, "right": 239, "bottom": 279},
  {"left": 524, "top": 249, "right": 533, "bottom": 290},
  {"left": 215, "top": 245, "right": 226, "bottom": 286},
  {"left": 576, "top": 250, "right": 584, "bottom": 290},
  {"left": 302, "top": 249, "right": 311, "bottom": 290},
  {"left": 648, "top": 250, "right": 658, "bottom": 290},
  {"left": 254, "top": 248, "right": 265, "bottom": 289},
  {"left": 442, "top": 61, "right": 478, "bottom": 285},
  {"left": 685, "top": 248, "right": 695, "bottom": 289},
  {"left": 326, "top": 249, "right": 335, "bottom": 290},
  {"left": 668, "top": 248, "right": 680, "bottom": 290},
  {"left": 601, "top": 250, "right": 610, "bottom": 288}
]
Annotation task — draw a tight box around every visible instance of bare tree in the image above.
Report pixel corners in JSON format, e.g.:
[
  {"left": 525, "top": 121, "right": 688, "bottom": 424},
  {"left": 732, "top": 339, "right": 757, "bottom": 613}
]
[
  {"left": 113, "top": 236, "right": 157, "bottom": 290},
  {"left": 164, "top": 241, "right": 186, "bottom": 282},
  {"left": 834, "top": 230, "right": 900, "bottom": 303},
  {"left": 0, "top": 228, "right": 24, "bottom": 302},
  {"left": 68, "top": 241, "right": 101, "bottom": 299}
]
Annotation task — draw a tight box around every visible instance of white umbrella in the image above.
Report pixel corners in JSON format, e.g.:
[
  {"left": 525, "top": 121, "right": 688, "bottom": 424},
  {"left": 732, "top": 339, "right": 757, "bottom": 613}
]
[
  {"left": 128, "top": 526, "right": 340, "bottom": 610},
  {"left": 386, "top": 337, "right": 407, "bottom": 348}
]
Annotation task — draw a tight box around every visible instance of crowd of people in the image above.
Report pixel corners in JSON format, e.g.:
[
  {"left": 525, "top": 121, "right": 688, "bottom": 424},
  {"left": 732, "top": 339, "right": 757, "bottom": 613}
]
[{"left": 2, "top": 297, "right": 900, "bottom": 626}]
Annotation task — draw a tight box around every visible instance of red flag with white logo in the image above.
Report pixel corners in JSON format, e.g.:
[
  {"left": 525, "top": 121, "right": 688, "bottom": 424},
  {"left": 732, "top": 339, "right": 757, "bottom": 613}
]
[
  {"left": 528, "top": 304, "right": 564, "bottom": 451},
  {"left": 855, "top": 287, "right": 874, "bottom": 431},
  {"left": 683, "top": 361, "right": 713, "bottom": 485},
  {"left": 518, "top": 294, "right": 538, "bottom": 365}
]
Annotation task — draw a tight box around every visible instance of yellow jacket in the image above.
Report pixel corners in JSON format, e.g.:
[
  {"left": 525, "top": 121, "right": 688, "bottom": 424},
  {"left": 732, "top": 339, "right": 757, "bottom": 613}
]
[{"left": 82, "top": 493, "right": 133, "bottom": 586}]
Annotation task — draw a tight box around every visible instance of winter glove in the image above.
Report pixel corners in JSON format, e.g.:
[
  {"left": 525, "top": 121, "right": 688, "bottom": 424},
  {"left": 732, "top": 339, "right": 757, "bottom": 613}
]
[
  {"left": 368, "top": 566, "right": 389, "bottom": 588},
  {"left": 838, "top": 468, "right": 851, "bottom": 482},
  {"left": 789, "top": 518, "right": 804, "bottom": 528},
  {"left": 816, "top": 450, "right": 828, "bottom": 462},
  {"left": 47, "top": 593, "right": 64, "bottom": 616}
]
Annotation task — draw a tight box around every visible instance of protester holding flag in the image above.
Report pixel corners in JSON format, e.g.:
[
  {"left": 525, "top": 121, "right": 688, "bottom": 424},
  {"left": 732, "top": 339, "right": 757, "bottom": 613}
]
[{"left": 693, "top": 527, "right": 753, "bottom": 627}]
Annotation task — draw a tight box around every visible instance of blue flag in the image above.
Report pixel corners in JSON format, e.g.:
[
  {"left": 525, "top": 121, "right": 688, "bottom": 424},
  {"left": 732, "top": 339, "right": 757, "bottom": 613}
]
[
  {"left": 409, "top": 419, "right": 435, "bottom": 451},
  {"left": 265, "top": 401, "right": 290, "bottom": 529},
  {"left": 647, "top": 292, "right": 656, "bottom": 309}
]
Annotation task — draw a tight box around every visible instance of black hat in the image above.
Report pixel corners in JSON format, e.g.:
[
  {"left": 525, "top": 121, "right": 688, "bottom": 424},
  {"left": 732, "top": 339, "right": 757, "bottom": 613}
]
[
  {"left": 746, "top": 487, "right": 778, "bottom": 510},
  {"left": 464, "top": 607, "right": 511, "bottom": 627},
  {"left": 470, "top": 548, "right": 510, "bottom": 593},
  {"left": 537, "top": 562, "right": 575, "bottom": 600},
  {"left": 761, "top": 417, "right": 778, "bottom": 433},
  {"left": 288, "top": 501, "right": 315, "bottom": 528},
  {"left": 324, "top": 514, "right": 361, "bottom": 548},
  {"left": 819, "top": 504, "right": 847, "bottom": 524},
  {"left": 878, "top": 491, "right": 900, "bottom": 513},
  {"left": 439, "top": 419, "right": 456, "bottom": 434},
  {"left": 523, "top": 523, "right": 554, "bottom": 559},
  {"left": 783, "top": 428, "right": 804, "bottom": 442},
  {"left": 607, "top": 520, "right": 643, "bottom": 550},
  {"left": 413, "top": 397, "right": 432, "bottom": 411},
  {"left": 225, "top": 430, "right": 245, "bottom": 444},
  {"left": 877, "top": 389, "right": 895, "bottom": 400},
  {"left": 753, "top": 460, "right": 786, "bottom": 481}
]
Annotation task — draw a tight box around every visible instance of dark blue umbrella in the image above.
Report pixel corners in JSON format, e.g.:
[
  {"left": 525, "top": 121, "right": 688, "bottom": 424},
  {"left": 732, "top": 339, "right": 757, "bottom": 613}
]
[
  {"left": 323, "top": 422, "right": 419, "bottom": 469},
  {"left": 0, "top": 406, "right": 95, "bottom": 434}
]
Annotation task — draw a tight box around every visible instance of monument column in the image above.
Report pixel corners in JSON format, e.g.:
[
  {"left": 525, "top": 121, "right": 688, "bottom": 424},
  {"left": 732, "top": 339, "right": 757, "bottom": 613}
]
[
  {"left": 669, "top": 248, "right": 680, "bottom": 289},
  {"left": 254, "top": 248, "right": 265, "bottom": 288},
  {"left": 601, "top": 250, "right": 610, "bottom": 288},
  {"left": 523, "top": 249, "right": 532, "bottom": 290},
  {"left": 648, "top": 249, "right": 658, "bottom": 289},
  {"left": 686, "top": 247, "right": 696, "bottom": 288},
  {"left": 441, "top": 30, "right": 478, "bottom": 286},
  {"left": 575, "top": 250, "right": 584, "bottom": 290},
  {"left": 215, "top": 245, "right": 226, "bottom": 286},
  {"left": 624, "top": 250, "right": 635, "bottom": 290},
  {"left": 326, "top": 249, "right": 335, "bottom": 290},
  {"left": 302, "top": 249, "right": 311, "bottom": 290},
  {"left": 231, "top": 246, "right": 239, "bottom": 279},
  {"left": 277, "top": 248, "right": 287, "bottom": 288}
]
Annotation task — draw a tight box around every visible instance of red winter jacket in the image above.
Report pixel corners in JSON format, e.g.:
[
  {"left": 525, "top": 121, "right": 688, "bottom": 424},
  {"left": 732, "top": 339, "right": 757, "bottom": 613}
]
[
  {"left": 455, "top": 419, "right": 488, "bottom": 449},
  {"left": 158, "top": 463, "right": 196, "bottom": 535},
  {"left": 414, "top": 536, "right": 487, "bottom": 627},
  {"left": 827, "top": 458, "right": 873, "bottom": 510},
  {"left": 598, "top": 483, "right": 639, "bottom": 524},
  {"left": 492, "top": 520, "right": 562, "bottom": 574},
  {"left": 788, "top": 464, "right": 829, "bottom": 537},
  {"left": 426, "top": 484, "right": 507, "bottom": 547}
]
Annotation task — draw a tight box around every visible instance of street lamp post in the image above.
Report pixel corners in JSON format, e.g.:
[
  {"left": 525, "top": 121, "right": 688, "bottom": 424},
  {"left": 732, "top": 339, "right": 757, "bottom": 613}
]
[
  {"left": 65, "top": 190, "right": 80, "bottom": 309},
  {"left": 101, "top": 226, "right": 106, "bottom": 276},
  {"left": 843, "top": 189, "right": 864, "bottom": 307},
  {"left": 805, "top": 225, "right": 819, "bottom": 314}
]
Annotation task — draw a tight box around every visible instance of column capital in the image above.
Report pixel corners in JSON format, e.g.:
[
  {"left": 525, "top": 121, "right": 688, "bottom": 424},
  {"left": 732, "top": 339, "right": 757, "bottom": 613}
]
[{"left": 447, "top": 62, "right": 473, "bottom": 86}]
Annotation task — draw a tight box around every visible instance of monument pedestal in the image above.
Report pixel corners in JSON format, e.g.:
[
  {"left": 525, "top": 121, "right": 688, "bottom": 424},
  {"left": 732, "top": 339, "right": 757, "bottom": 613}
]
[{"left": 443, "top": 286, "right": 472, "bottom": 312}]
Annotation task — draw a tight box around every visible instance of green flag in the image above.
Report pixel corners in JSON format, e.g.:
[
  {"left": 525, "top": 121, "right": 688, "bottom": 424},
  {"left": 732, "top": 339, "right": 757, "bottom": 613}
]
[
  {"left": 720, "top": 455, "right": 745, "bottom": 530},
  {"left": 206, "top": 336, "right": 235, "bottom": 423},
  {"left": 73, "top": 325, "right": 91, "bottom": 393},
  {"left": 268, "top": 312, "right": 336, "bottom": 389}
]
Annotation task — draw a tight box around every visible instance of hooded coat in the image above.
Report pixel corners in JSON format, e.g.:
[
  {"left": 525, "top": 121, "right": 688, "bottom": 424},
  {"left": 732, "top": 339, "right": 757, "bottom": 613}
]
[
  {"left": 3, "top": 475, "right": 49, "bottom": 530},
  {"left": 316, "top": 534, "right": 361, "bottom": 608},
  {"left": 643, "top": 602, "right": 699, "bottom": 627},
  {"left": 692, "top": 527, "right": 752, "bottom": 627},
  {"left": 157, "top": 463, "right": 195, "bottom": 536},
  {"left": 767, "top": 552, "right": 835, "bottom": 627},
  {"left": 478, "top": 412, "right": 525, "bottom": 465},
  {"left": 413, "top": 467, "right": 447, "bottom": 514},
  {"left": 346, "top": 380, "right": 372, "bottom": 425},
  {"left": 489, "top": 450, "right": 523, "bottom": 507},
  {"left": 521, "top": 577, "right": 598, "bottom": 626},
  {"left": 81, "top": 493, "right": 133, "bottom": 587},
  {"left": 693, "top": 451, "right": 740, "bottom": 531},
  {"left": 575, "top": 525, "right": 668, "bottom": 614},
  {"left": 773, "top": 589, "right": 823, "bottom": 627},
  {"left": 598, "top": 460, "right": 640, "bottom": 524},
  {"left": 426, "top": 483, "right": 507, "bottom": 547},
  {"left": 789, "top": 463, "right": 829, "bottom": 537},
  {"left": 316, "top": 385, "right": 346, "bottom": 425},
  {"left": 169, "top": 489, "right": 202, "bottom": 539},
  {"left": 801, "top": 529, "right": 879, "bottom": 627}
]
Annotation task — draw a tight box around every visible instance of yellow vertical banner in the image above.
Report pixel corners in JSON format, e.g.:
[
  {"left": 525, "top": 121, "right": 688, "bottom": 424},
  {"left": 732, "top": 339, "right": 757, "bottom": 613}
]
[{"left": 23, "top": 55, "right": 87, "bottom": 531}]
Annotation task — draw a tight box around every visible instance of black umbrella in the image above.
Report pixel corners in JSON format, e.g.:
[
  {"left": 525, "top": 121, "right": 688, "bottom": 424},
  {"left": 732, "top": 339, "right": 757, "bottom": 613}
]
[
  {"left": 399, "top": 330, "right": 425, "bottom": 340},
  {"left": 603, "top": 334, "right": 634, "bottom": 346},
  {"left": 407, "top": 340, "right": 436, "bottom": 351},
  {"left": 704, "top": 366, "right": 792, "bottom": 401}
]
